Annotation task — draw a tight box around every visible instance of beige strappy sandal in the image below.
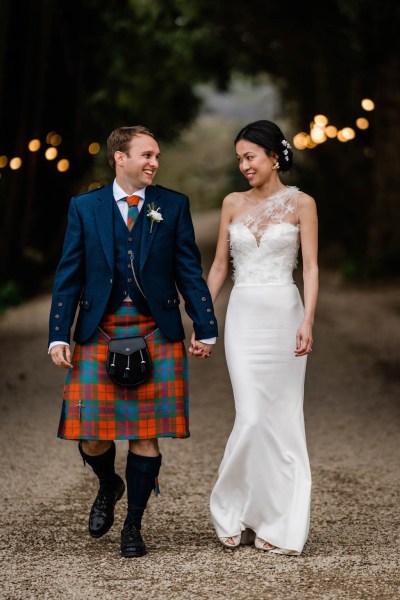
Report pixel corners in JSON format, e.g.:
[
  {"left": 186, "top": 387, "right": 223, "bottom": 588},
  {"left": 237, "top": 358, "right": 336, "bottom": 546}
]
[
  {"left": 254, "top": 536, "right": 276, "bottom": 551},
  {"left": 219, "top": 534, "right": 241, "bottom": 548}
]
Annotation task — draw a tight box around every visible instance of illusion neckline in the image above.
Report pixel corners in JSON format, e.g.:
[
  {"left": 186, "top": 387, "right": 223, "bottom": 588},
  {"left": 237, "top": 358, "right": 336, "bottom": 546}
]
[
  {"left": 230, "top": 221, "right": 300, "bottom": 248},
  {"left": 231, "top": 186, "right": 300, "bottom": 226}
]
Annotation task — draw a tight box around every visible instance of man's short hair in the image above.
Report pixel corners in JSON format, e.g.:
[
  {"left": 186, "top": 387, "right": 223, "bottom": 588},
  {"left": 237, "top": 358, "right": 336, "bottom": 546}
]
[{"left": 106, "top": 126, "right": 156, "bottom": 169}]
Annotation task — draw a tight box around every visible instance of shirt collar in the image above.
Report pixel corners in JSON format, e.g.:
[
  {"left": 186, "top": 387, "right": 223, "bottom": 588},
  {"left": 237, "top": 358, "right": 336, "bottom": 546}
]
[{"left": 113, "top": 179, "right": 147, "bottom": 201}]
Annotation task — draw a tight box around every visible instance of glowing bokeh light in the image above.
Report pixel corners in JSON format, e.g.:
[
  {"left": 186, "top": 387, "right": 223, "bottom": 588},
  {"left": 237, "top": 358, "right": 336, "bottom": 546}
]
[
  {"left": 326, "top": 126, "right": 338, "bottom": 138},
  {"left": 50, "top": 134, "right": 62, "bottom": 146},
  {"left": 45, "top": 147, "right": 58, "bottom": 160},
  {"left": 57, "top": 159, "right": 70, "bottom": 172},
  {"left": 306, "top": 138, "right": 317, "bottom": 149},
  {"left": 46, "top": 131, "right": 57, "bottom": 144},
  {"left": 356, "top": 118, "right": 369, "bottom": 130},
  {"left": 0, "top": 155, "right": 8, "bottom": 168},
  {"left": 314, "top": 114, "right": 328, "bottom": 127},
  {"left": 10, "top": 157, "right": 22, "bottom": 170},
  {"left": 88, "top": 142, "right": 100, "bottom": 155},
  {"left": 28, "top": 139, "right": 41, "bottom": 152},
  {"left": 310, "top": 126, "right": 327, "bottom": 144},
  {"left": 361, "top": 98, "right": 375, "bottom": 111},
  {"left": 342, "top": 127, "right": 356, "bottom": 140},
  {"left": 293, "top": 133, "right": 309, "bottom": 150}
]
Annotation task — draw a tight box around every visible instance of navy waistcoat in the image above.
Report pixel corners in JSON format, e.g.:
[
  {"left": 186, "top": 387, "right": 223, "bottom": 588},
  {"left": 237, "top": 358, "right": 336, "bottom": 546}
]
[{"left": 106, "top": 200, "right": 151, "bottom": 315}]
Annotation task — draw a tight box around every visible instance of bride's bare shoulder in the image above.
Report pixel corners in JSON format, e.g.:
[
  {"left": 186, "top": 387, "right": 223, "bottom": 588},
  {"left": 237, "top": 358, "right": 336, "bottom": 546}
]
[
  {"left": 297, "top": 191, "right": 316, "bottom": 209},
  {"left": 222, "top": 192, "right": 248, "bottom": 213},
  {"left": 223, "top": 191, "right": 244, "bottom": 204}
]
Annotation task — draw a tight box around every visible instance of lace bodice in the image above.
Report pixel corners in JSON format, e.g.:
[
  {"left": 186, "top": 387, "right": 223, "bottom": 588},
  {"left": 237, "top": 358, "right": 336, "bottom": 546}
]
[{"left": 229, "top": 186, "right": 301, "bottom": 285}]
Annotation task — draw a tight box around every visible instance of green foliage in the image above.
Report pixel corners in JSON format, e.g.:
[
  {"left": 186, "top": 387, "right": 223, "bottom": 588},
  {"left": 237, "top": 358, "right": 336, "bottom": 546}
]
[
  {"left": 59, "top": 0, "right": 232, "bottom": 141},
  {"left": 0, "top": 281, "right": 24, "bottom": 315}
]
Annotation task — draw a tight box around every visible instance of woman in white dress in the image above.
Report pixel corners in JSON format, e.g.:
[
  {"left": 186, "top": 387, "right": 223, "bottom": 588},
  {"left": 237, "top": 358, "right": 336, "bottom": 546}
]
[{"left": 206, "top": 120, "right": 318, "bottom": 555}]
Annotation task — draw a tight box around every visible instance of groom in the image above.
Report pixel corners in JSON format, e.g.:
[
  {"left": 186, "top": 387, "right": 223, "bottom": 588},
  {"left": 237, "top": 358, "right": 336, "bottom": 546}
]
[{"left": 48, "top": 125, "right": 217, "bottom": 558}]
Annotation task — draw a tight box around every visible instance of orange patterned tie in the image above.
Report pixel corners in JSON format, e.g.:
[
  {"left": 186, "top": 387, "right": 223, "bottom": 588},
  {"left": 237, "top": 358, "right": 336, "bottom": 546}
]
[{"left": 126, "top": 195, "right": 140, "bottom": 231}]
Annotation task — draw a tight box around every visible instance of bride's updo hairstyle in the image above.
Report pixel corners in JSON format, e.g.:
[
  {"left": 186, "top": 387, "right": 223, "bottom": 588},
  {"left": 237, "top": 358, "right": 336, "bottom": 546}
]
[{"left": 234, "top": 120, "right": 293, "bottom": 172}]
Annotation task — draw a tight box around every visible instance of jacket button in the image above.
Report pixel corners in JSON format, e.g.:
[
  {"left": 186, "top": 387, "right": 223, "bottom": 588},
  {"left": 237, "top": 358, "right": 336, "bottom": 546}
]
[
  {"left": 128, "top": 237, "right": 133, "bottom": 242},
  {"left": 201, "top": 297, "right": 206, "bottom": 301},
  {"left": 123, "top": 291, "right": 127, "bottom": 295},
  {"left": 84, "top": 300, "right": 88, "bottom": 305},
  {"left": 128, "top": 250, "right": 132, "bottom": 255},
  {"left": 110, "top": 279, "right": 113, "bottom": 284},
  {"left": 207, "top": 308, "right": 211, "bottom": 313},
  {"left": 55, "top": 326, "right": 59, "bottom": 331},
  {"left": 55, "top": 314, "right": 59, "bottom": 319},
  {"left": 167, "top": 299, "right": 171, "bottom": 304},
  {"left": 58, "top": 302, "right": 63, "bottom": 307},
  {"left": 128, "top": 278, "right": 132, "bottom": 283},
  {"left": 209, "top": 320, "right": 215, "bottom": 325}
]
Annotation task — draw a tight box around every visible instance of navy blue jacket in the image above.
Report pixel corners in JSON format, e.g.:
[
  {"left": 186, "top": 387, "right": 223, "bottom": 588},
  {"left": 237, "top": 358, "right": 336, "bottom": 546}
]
[{"left": 48, "top": 183, "right": 218, "bottom": 345}]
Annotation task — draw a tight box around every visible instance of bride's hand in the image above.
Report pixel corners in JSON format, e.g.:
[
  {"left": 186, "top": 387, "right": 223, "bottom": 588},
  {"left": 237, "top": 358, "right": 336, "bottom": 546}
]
[
  {"left": 295, "top": 321, "right": 313, "bottom": 356},
  {"left": 188, "top": 331, "right": 213, "bottom": 358}
]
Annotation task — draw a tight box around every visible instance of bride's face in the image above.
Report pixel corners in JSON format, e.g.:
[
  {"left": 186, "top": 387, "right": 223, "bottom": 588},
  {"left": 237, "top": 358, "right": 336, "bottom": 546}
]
[{"left": 236, "top": 140, "right": 276, "bottom": 187}]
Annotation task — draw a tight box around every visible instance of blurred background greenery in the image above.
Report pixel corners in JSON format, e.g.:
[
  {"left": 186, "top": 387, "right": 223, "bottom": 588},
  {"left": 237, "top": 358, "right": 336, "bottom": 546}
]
[{"left": 1, "top": 0, "right": 399, "bottom": 312}]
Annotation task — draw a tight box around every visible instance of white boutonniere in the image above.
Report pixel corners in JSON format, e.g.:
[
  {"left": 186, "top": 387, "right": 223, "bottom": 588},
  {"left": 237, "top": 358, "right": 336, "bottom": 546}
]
[{"left": 146, "top": 202, "right": 163, "bottom": 233}]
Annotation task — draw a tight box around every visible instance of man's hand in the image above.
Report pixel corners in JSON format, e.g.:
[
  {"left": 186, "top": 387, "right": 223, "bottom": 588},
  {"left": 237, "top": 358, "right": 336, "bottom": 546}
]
[
  {"left": 50, "top": 344, "right": 73, "bottom": 368},
  {"left": 188, "top": 332, "right": 213, "bottom": 359}
]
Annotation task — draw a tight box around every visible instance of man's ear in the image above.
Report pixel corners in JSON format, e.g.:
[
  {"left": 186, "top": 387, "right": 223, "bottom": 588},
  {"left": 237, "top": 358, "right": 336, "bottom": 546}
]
[{"left": 114, "top": 150, "right": 125, "bottom": 167}]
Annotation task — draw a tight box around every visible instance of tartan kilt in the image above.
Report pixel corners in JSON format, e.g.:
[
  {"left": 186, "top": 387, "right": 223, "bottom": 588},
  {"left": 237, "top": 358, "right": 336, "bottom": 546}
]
[{"left": 57, "top": 302, "right": 189, "bottom": 440}]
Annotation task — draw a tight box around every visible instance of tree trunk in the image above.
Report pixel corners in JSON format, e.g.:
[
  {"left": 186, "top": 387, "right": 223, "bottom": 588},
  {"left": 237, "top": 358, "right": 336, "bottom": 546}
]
[{"left": 368, "top": 56, "right": 400, "bottom": 273}]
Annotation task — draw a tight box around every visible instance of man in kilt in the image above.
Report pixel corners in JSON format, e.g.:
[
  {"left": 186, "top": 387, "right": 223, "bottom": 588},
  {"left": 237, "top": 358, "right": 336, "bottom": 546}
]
[{"left": 48, "top": 125, "right": 218, "bottom": 558}]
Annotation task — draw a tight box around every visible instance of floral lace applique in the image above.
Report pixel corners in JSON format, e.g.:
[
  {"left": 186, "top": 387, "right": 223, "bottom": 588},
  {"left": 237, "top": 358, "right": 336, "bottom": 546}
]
[
  {"left": 236, "top": 186, "right": 300, "bottom": 244},
  {"left": 229, "top": 187, "right": 301, "bottom": 285}
]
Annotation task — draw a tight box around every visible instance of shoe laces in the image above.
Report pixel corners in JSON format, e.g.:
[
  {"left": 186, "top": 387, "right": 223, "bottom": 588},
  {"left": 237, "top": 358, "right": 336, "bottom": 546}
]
[{"left": 95, "top": 490, "right": 115, "bottom": 510}]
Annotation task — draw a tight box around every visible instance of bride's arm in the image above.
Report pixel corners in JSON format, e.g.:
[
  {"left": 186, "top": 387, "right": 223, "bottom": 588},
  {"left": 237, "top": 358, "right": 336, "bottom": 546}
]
[
  {"left": 296, "top": 193, "right": 319, "bottom": 357},
  {"left": 206, "top": 195, "right": 234, "bottom": 303}
]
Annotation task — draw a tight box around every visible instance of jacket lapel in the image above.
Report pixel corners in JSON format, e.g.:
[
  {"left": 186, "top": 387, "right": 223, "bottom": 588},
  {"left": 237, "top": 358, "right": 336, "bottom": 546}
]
[
  {"left": 94, "top": 183, "right": 115, "bottom": 273},
  {"left": 140, "top": 185, "right": 163, "bottom": 269}
]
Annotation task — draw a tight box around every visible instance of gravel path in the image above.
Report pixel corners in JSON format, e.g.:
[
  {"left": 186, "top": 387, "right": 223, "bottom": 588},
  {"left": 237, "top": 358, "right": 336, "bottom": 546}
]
[{"left": 0, "top": 211, "right": 399, "bottom": 600}]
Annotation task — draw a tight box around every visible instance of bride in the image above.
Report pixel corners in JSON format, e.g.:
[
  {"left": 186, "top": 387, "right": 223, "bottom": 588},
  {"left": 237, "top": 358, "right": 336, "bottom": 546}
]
[{"left": 206, "top": 120, "right": 318, "bottom": 555}]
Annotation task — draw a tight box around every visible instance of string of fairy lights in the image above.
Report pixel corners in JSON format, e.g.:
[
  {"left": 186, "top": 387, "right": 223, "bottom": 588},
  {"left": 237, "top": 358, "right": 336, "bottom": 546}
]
[
  {"left": 0, "top": 131, "right": 100, "bottom": 178},
  {"left": 0, "top": 98, "right": 375, "bottom": 187},
  {"left": 293, "top": 98, "right": 375, "bottom": 150}
]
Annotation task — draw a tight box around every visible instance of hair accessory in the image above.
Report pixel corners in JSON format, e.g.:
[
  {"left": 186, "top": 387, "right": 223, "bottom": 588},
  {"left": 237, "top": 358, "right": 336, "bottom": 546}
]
[{"left": 281, "top": 139, "right": 292, "bottom": 161}]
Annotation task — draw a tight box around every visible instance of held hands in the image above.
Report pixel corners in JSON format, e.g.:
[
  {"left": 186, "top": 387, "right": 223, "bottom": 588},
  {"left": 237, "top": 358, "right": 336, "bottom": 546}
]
[
  {"left": 50, "top": 344, "right": 73, "bottom": 368},
  {"left": 188, "top": 332, "right": 214, "bottom": 359},
  {"left": 295, "top": 321, "right": 313, "bottom": 357}
]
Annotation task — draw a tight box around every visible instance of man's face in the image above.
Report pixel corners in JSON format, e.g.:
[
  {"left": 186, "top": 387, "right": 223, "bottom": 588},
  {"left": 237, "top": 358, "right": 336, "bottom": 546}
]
[{"left": 115, "top": 134, "right": 160, "bottom": 189}]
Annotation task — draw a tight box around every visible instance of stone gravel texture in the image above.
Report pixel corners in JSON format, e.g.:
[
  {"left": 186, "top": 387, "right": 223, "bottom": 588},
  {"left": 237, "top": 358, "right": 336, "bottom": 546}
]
[{"left": 0, "top": 211, "right": 399, "bottom": 600}]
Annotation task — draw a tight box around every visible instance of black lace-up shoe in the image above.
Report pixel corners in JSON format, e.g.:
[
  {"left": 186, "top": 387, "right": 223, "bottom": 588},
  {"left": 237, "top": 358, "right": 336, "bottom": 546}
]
[
  {"left": 88, "top": 474, "right": 125, "bottom": 538},
  {"left": 120, "top": 522, "right": 148, "bottom": 558}
]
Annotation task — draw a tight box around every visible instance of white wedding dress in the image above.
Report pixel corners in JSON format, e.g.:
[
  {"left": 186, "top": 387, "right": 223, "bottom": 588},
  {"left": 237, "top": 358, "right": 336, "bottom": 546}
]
[{"left": 210, "top": 186, "right": 311, "bottom": 555}]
